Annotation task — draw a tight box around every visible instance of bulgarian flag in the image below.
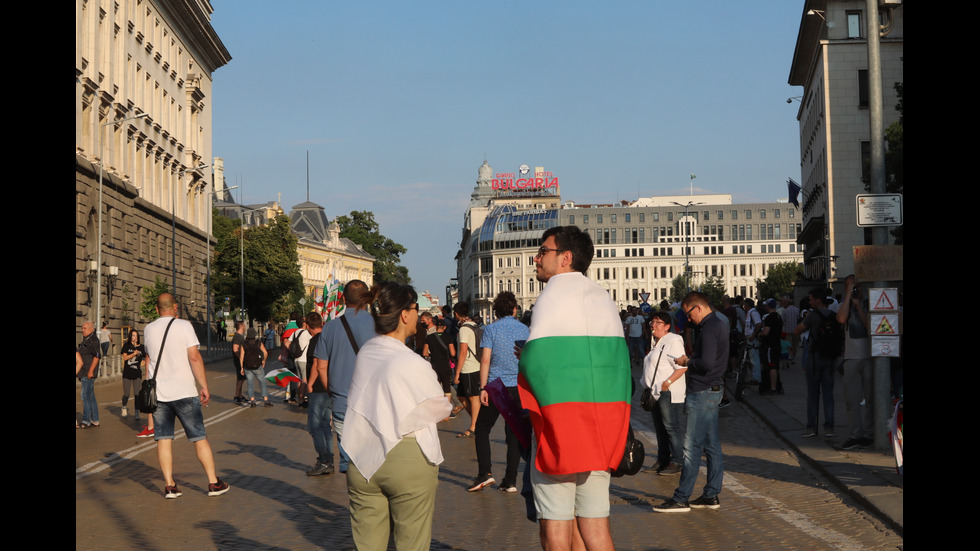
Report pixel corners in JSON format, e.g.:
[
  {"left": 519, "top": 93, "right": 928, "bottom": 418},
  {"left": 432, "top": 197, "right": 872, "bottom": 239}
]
[
  {"left": 518, "top": 271, "right": 631, "bottom": 475},
  {"left": 323, "top": 279, "right": 346, "bottom": 322},
  {"left": 265, "top": 367, "right": 302, "bottom": 388}
]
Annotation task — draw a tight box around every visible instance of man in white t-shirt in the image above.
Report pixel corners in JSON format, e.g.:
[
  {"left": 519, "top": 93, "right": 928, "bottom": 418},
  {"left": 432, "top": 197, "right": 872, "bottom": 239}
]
[
  {"left": 144, "top": 293, "right": 229, "bottom": 499},
  {"left": 742, "top": 298, "right": 763, "bottom": 383},
  {"left": 625, "top": 307, "right": 646, "bottom": 365},
  {"left": 453, "top": 302, "right": 482, "bottom": 439}
]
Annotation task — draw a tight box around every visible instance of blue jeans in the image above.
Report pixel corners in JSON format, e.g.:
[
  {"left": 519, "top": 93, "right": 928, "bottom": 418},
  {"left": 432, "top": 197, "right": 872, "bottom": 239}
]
[
  {"left": 673, "top": 388, "right": 723, "bottom": 503},
  {"left": 332, "top": 395, "right": 351, "bottom": 471},
  {"left": 153, "top": 397, "right": 207, "bottom": 441},
  {"left": 307, "top": 392, "right": 334, "bottom": 462},
  {"left": 746, "top": 339, "right": 762, "bottom": 381},
  {"left": 628, "top": 336, "right": 645, "bottom": 363},
  {"left": 651, "top": 390, "right": 686, "bottom": 467},
  {"left": 80, "top": 377, "right": 99, "bottom": 425},
  {"left": 244, "top": 368, "right": 269, "bottom": 400},
  {"left": 806, "top": 353, "right": 836, "bottom": 431}
]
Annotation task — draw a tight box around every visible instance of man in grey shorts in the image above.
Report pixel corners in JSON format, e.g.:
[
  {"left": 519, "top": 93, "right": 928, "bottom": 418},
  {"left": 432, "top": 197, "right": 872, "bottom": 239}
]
[
  {"left": 519, "top": 226, "right": 631, "bottom": 550},
  {"left": 144, "top": 293, "right": 229, "bottom": 499}
]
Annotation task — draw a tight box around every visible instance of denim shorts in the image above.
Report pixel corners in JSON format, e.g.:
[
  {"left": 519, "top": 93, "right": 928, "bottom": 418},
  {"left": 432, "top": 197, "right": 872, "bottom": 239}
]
[{"left": 153, "top": 396, "right": 207, "bottom": 442}]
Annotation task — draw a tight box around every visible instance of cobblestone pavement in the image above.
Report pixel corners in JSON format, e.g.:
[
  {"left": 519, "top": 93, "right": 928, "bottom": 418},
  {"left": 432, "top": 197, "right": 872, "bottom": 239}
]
[{"left": 77, "top": 353, "right": 902, "bottom": 550}]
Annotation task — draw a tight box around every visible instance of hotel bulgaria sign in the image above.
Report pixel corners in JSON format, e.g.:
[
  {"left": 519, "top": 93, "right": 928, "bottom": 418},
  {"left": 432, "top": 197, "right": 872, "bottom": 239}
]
[{"left": 491, "top": 164, "right": 559, "bottom": 196}]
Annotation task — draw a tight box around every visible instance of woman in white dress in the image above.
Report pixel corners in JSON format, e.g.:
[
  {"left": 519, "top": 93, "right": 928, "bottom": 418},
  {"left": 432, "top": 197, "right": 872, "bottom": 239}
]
[{"left": 344, "top": 282, "right": 452, "bottom": 551}]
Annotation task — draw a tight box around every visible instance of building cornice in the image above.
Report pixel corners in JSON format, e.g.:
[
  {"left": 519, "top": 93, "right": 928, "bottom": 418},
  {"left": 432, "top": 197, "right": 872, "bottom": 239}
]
[{"left": 156, "top": 0, "right": 232, "bottom": 75}]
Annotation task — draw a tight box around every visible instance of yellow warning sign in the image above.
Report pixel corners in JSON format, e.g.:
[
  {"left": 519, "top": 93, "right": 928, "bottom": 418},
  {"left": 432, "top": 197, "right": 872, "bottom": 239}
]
[{"left": 871, "top": 313, "right": 900, "bottom": 335}]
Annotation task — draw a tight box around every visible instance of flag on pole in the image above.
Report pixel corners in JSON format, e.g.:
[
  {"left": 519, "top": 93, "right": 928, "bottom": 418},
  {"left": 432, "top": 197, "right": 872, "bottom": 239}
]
[
  {"left": 265, "top": 367, "right": 302, "bottom": 388},
  {"left": 323, "top": 279, "right": 346, "bottom": 321},
  {"left": 518, "top": 272, "right": 631, "bottom": 475},
  {"left": 787, "top": 178, "right": 801, "bottom": 208}
]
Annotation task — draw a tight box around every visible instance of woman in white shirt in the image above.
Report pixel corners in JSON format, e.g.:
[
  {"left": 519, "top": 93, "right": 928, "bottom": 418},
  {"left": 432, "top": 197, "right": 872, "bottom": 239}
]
[
  {"left": 642, "top": 311, "right": 688, "bottom": 475},
  {"left": 344, "top": 283, "right": 452, "bottom": 551}
]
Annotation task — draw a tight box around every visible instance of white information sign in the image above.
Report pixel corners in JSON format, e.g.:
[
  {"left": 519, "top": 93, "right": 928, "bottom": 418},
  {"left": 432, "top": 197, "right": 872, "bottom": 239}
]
[
  {"left": 856, "top": 194, "right": 903, "bottom": 227},
  {"left": 872, "top": 336, "right": 901, "bottom": 358}
]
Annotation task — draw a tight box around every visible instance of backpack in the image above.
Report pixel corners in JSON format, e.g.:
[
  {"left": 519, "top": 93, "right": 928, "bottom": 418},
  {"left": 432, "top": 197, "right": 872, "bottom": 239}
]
[
  {"left": 287, "top": 329, "right": 307, "bottom": 360},
  {"left": 243, "top": 339, "right": 264, "bottom": 369},
  {"left": 461, "top": 322, "right": 484, "bottom": 361},
  {"left": 812, "top": 310, "right": 844, "bottom": 358}
]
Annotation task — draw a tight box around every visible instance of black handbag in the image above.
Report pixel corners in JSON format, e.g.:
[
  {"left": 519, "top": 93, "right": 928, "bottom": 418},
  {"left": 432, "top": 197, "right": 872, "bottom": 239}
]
[
  {"left": 136, "top": 318, "right": 176, "bottom": 414},
  {"left": 640, "top": 347, "right": 665, "bottom": 412},
  {"left": 611, "top": 424, "right": 644, "bottom": 477}
]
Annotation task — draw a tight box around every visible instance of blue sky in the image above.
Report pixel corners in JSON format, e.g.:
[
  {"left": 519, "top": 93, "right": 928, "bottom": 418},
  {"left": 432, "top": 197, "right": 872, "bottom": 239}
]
[{"left": 210, "top": 0, "right": 805, "bottom": 297}]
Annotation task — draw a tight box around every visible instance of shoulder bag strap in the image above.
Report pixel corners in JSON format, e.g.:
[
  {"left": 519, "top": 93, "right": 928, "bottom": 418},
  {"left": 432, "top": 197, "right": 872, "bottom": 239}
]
[
  {"left": 340, "top": 316, "right": 360, "bottom": 354},
  {"left": 149, "top": 318, "right": 177, "bottom": 382}
]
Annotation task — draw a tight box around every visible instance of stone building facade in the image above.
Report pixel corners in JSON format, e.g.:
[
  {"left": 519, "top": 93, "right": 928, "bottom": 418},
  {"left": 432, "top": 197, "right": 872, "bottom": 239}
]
[
  {"left": 75, "top": 0, "right": 231, "bottom": 344},
  {"left": 788, "top": 0, "right": 903, "bottom": 281},
  {"left": 457, "top": 161, "right": 804, "bottom": 322}
]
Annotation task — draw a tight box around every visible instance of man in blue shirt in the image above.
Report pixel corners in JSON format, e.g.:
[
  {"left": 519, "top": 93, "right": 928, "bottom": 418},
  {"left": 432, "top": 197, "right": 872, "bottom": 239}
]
[
  {"left": 470, "top": 291, "right": 530, "bottom": 493},
  {"left": 309, "top": 280, "right": 376, "bottom": 474}
]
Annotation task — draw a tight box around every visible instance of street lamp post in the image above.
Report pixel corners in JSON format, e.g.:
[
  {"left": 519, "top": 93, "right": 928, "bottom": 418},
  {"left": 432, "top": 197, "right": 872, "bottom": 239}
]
[
  {"left": 237, "top": 203, "right": 272, "bottom": 324},
  {"left": 671, "top": 200, "right": 703, "bottom": 294},
  {"left": 205, "top": 182, "right": 237, "bottom": 357},
  {"left": 96, "top": 112, "right": 148, "bottom": 328},
  {"left": 173, "top": 163, "right": 210, "bottom": 299}
]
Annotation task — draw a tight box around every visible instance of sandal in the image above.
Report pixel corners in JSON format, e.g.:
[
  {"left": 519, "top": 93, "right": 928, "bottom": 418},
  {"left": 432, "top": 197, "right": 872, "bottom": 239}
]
[
  {"left": 456, "top": 430, "right": 473, "bottom": 438},
  {"left": 451, "top": 404, "right": 464, "bottom": 415}
]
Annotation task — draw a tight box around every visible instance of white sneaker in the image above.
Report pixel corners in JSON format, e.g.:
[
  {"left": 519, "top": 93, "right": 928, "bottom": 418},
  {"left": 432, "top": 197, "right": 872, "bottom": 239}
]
[{"left": 121, "top": 407, "right": 128, "bottom": 418}]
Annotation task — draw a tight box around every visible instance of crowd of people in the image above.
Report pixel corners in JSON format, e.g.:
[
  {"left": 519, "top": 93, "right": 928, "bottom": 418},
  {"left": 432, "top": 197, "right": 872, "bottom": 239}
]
[{"left": 77, "top": 223, "right": 902, "bottom": 550}]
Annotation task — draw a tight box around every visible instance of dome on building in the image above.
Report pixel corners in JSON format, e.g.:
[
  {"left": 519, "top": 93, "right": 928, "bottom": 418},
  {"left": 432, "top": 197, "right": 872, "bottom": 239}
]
[{"left": 469, "top": 159, "right": 495, "bottom": 208}]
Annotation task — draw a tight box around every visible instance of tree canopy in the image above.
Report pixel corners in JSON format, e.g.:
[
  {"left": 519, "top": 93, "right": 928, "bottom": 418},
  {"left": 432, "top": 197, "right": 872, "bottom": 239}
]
[
  {"left": 140, "top": 276, "right": 171, "bottom": 322},
  {"left": 335, "top": 210, "right": 411, "bottom": 284},
  {"left": 885, "top": 82, "right": 903, "bottom": 244},
  {"left": 756, "top": 262, "right": 802, "bottom": 300},
  {"left": 669, "top": 274, "right": 687, "bottom": 303},
  {"left": 212, "top": 210, "right": 304, "bottom": 323},
  {"left": 698, "top": 274, "right": 726, "bottom": 308}
]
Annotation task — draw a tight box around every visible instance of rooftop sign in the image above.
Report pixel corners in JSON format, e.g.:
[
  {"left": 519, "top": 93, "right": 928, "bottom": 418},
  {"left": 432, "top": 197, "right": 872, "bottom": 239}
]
[{"left": 492, "top": 167, "right": 559, "bottom": 196}]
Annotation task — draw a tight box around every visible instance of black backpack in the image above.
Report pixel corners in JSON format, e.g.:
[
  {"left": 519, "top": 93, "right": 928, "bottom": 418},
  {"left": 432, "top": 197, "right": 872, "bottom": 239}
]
[
  {"left": 287, "top": 329, "right": 307, "bottom": 360},
  {"left": 461, "top": 322, "right": 484, "bottom": 361},
  {"left": 243, "top": 339, "right": 264, "bottom": 369},
  {"left": 813, "top": 310, "right": 844, "bottom": 358}
]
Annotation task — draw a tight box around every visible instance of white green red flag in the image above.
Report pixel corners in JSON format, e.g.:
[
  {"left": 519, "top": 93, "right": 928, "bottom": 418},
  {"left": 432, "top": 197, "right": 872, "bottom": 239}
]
[
  {"left": 518, "top": 271, "right": 631, "bottom": 475},
  {"left": 322, "top": 279, "right": 346, "bottom": 322},
  {"left": 265, "top": 367, "right": 301, "bottom": 388}
]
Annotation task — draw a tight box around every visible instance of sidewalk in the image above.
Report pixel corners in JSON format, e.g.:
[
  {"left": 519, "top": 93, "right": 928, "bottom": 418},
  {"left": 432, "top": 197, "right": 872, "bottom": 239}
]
[
  {"left": 727, "top": 353, "right": 904, "bottom": 535},
  {"left": 77, "top": 345, "right": 903, "bottom": 548}
]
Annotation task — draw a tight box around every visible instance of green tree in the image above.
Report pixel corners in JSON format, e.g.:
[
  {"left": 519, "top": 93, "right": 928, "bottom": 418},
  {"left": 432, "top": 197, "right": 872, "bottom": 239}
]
[
  {"left": 140, "top": 276, "right": 171, "bottom": 321},
  {"left": 756, "top": 262, "right": 802, "bottom": 300},
  {"left": 698, "top": 274, "right": 726, "bottom": 308},
  {"left": 669, "top": 274, "right": 687, "bottom": 303},
  {"left": 212, "top": 211, "right": 304, "bottom": 324},
  {"left": 335, "top": 210, "right": 411, "bottom": 284},
  {"left": 885, "top": 82, "right": 903, "bottom": 244}
]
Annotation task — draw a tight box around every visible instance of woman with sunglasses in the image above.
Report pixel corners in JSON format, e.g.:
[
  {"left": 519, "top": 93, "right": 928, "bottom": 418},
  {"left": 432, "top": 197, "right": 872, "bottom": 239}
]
[{"left": 343, "top": 282, "right": 452, "bottom": 551}]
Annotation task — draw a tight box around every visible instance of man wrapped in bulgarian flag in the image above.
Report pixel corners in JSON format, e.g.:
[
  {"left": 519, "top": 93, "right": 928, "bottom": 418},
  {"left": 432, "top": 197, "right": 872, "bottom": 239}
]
[{"left": 518, "top": 226, "right": 631, "bottom": 477}]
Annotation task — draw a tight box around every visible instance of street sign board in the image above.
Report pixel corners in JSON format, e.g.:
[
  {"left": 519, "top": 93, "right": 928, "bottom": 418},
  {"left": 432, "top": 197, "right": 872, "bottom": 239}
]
[
  {"left": 871, "top": 313, "right": 900, "bottom": 335},
  {"left": 856, "top": 194, "right": 903, "bottom": 227},
  {"left": 854, "top": 246, "right": 903, "bottom": 281},
  {"left": 868, "top": 288, "right": 899, "bottom": 312},
  {"left": 872, "top": 336, "right": 901, "bottom": 357}
]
